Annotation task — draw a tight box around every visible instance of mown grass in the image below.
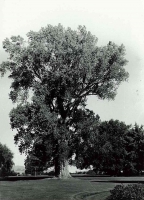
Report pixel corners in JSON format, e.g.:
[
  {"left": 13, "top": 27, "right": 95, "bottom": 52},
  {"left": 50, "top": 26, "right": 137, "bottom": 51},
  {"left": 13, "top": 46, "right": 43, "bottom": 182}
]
[{"left": 0, "top": 178, "right": 117, "bottom": 200}]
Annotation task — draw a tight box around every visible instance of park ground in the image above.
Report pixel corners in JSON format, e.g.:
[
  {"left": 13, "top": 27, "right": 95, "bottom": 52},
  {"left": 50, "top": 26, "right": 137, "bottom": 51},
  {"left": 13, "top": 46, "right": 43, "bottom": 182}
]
[
  {"left": 0, "top": 178, "right": 117, "bottom": 200},
  {"left": 0, "top": 176, "right": 143, "bottom": 200}
]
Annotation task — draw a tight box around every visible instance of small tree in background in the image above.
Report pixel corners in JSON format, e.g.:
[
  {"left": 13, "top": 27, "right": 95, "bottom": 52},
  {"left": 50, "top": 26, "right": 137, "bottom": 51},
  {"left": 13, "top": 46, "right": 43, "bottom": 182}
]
[
  {"left": 0, "top": 24, "right": 128, "bottom": 178},
  {"left": 0, "top": 143, "right": 14, "bottom": 177},
  {"left": 25, "top": 154, "right": 44, "bottom": 175}
]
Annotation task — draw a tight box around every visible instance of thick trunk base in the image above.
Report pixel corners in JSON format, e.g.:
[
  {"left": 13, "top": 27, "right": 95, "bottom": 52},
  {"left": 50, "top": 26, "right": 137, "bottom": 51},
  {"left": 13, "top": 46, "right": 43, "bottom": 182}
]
[{"left": 59, "top": 160, "right": 72, "bottom": 179}]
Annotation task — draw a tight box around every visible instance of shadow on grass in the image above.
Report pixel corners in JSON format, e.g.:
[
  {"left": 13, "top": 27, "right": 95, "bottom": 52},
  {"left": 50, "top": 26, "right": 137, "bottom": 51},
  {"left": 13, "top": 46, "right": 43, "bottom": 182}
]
[{"left": 0, "top": 175, "right": 53, "bottom": 181}]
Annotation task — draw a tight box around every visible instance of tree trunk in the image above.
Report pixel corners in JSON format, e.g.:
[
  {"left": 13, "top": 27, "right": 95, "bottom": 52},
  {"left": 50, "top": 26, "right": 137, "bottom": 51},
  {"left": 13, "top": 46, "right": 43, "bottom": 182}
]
[
  {"left": 54, "top": 156, "right": 61, "bottom": 177},
  {"left": 59, "top": 159, "right": 72, "bottom": 179},
  {"left": 54, "top": 134, "right": 71, "bottom": 179}
]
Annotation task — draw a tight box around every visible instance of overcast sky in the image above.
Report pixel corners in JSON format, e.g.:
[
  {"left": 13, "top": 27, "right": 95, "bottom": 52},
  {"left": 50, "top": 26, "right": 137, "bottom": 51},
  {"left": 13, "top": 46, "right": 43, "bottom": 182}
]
[{"left": 0, "top": 0, "right": 144, "bottom": 167}]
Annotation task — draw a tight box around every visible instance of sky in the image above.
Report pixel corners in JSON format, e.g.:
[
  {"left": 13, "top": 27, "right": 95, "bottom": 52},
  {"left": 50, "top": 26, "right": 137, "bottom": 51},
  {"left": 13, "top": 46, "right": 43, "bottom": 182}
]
[{"left": 0, "top": 0, "right": 144, "bottom": 168}]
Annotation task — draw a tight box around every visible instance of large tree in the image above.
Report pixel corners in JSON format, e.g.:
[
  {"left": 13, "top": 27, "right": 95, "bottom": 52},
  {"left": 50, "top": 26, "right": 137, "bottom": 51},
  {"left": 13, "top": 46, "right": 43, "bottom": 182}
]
[{"left": 0, "top": 24, "right": 128, "bottom": 178}]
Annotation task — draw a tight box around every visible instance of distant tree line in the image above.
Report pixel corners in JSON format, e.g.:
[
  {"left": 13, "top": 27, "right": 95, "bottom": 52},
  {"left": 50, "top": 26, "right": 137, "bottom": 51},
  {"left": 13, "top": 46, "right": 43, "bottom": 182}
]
[{"left": 75, "top": 119, "right": 144, "bottom": 176}]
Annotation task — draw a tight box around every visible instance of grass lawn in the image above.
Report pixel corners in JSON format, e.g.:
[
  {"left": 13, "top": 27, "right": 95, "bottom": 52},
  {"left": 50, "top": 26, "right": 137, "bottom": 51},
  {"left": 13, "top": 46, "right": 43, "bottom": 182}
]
[
  {"left": 76, "top": 176, "right": 144, "bottom": 183},
  {"left": 0, "top": 178, "right": 117, "bottom": 200}
]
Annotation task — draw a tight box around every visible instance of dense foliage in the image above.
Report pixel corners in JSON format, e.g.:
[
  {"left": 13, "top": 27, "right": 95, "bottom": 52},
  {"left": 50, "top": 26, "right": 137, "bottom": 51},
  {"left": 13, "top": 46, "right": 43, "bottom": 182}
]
[
  {"left": 0, "top": 24, "right": 128, "bottom": 177},
  {"left": 0, "top": 143, "right": 14, "bottom": 177},
  {"left": 76, "top": 120, "right": 144, "bottom": 176},
  {"left": 107, "top": 184, "right": 144, "bottom": 200},
  {"left": 123, "top": 124, "right": 144, "bottom": 176},
  {"left": 25, "top": 154, "right": 45, "bottom": 175}
]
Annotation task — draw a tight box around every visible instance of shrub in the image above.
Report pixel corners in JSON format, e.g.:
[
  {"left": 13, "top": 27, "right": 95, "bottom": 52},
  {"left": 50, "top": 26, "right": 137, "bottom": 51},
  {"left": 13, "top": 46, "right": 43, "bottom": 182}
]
[
  {"left": 47, "top": 171, "right": 55, "bottom": 176},
  {"left": 107, "top": 184, "right": 144, "bottom": 200},
  {"left": 86, "top": 170, "right": 96, "bottom": 175},
  {"left": 8, "top": 170, "right": 17, "bottom": 176}
]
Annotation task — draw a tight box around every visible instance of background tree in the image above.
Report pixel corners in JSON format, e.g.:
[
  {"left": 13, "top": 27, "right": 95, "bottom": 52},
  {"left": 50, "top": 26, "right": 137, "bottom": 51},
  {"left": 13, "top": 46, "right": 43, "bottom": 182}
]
[
  {"left": 77, "top": 120, "right": 144, "bottom": 176},
  {"left": 96, "top": 120, "right": 130, "bottom": 175},
  {"left": 0, "top": 143, "right": 14, "bottom": 177},
  {"left": 25, "top": 154, "right": 45, "bottom": 175},
  {"left": 123, "top": 124, "right": 144, "bottom": 176},
  {"left": 76, "top": 119, "right": 129, "bottom": 176},
  {"left": 0, "top": 24, "right": 128, "bottom": 178},
  {"left": 74, "top": 112, "right": 101, "bottom": 170}
]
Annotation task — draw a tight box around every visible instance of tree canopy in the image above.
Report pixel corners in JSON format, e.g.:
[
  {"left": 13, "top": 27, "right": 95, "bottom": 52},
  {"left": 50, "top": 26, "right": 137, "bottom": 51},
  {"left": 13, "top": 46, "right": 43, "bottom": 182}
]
[
  {"left": 0, "top": 24, "right": 129, "bottom": 178},
  {"left": 76, "top": 120, "right": 144, "bottom": 176}
]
